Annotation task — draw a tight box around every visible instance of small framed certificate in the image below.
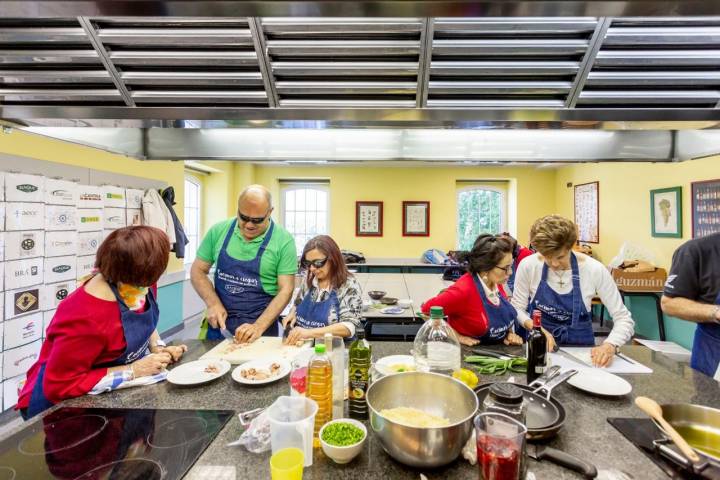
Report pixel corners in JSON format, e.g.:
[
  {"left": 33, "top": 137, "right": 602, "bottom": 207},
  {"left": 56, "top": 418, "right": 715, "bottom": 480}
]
[
  {"left": 356, "top": 201, "right": 383, "bottom": 237},
  {"left": 402, "top": 201, "right": 430, "bottom": 237}
]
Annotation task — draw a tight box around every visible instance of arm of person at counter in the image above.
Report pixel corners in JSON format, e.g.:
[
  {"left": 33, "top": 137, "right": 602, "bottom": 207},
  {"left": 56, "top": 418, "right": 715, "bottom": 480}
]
[
  {"left": 148, "top": 329, "right": 187, "bottom": 362},
  {"left": 190, "top": 257, "right": 228, "bottom": 331},
  {"left": 235, "top": 274, "right": 296, "bottom": 343},
  {"left": 661, "top": 295, "right": 720, "bottom": 323},
  {"left": 592, "top": 266, "right": 636, "bottom": 367}
]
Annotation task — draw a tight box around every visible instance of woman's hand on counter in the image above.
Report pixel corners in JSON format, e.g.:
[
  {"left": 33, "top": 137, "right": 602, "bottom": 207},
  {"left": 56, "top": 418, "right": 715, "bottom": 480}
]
[
  {"left": 457, "top": 334, "right": 480, "bottom": 347},
  {"left": 132, "top": 352, "right": 172, "bottom": 377},
  {"left": 161, "top": 345, "right": 187, "bottom": 363},
  {"left": 591, "top": 342, "right": 616, "bottom": 367},
  {"left": 503, "top": 332, "right": 523, "bottom": 346},
  {"left": 285, "top": 327, "right": 312, "bottom": 345}
]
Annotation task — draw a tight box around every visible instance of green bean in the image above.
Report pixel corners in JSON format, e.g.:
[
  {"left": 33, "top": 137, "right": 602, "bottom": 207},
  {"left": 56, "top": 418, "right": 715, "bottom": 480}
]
[{"left": 464, "top": 356, "right": 528, "bottom": 375}]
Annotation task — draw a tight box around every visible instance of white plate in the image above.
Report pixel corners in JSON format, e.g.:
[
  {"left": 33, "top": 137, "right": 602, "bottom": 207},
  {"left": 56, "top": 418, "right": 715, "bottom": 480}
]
[
  {"left": 380, "top": 306, "right": 404, "bottom": 314},
  {"left": 167, "top": 359, "right": 231, "bottom": 386},
  {"left": 375, "top": 355, "right": 416, "bottom": 375},
  {"left": 232, "top": 357, "right": 291, "bottom": 385},
  {"left": 567, "top": 368, "right": 632, "bottom": 396}
]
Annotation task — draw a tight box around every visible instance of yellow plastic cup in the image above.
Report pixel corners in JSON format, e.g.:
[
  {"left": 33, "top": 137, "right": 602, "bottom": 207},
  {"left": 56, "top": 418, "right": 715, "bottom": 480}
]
[{"left": 270, "top": 447, "right": 304, "bottom": 480}]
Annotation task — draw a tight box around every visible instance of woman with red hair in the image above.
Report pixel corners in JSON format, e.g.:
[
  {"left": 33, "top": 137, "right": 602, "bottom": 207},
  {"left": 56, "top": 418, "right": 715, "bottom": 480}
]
[
  {"left": 282, "top": 235, "right": 363, "bottom": 344},
  {"left": 17, "top": 226, "right": 187, "bottom": 419}
]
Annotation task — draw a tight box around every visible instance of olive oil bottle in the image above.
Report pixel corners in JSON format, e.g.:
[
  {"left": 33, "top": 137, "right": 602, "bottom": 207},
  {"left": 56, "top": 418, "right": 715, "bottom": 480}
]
[{"left": 348, "top": 329, "right": 371, "bottom": 420}]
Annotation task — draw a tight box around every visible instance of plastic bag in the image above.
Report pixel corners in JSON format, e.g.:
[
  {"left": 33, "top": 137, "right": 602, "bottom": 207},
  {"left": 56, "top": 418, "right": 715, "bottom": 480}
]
[
  {"left": 229, "top": 411, "right": 271, "bottom": 453},
  {"left": 608, "top": 241, "right": 657, "bottom": 270},
  {"left": 421, "top": 249, "right": 450, "bottom": 265}
]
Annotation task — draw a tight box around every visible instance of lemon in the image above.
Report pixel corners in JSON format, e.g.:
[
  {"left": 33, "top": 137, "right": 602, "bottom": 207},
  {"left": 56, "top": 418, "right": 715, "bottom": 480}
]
[{"left": 452, "top": 368, "right": 479, "bottom": 389}]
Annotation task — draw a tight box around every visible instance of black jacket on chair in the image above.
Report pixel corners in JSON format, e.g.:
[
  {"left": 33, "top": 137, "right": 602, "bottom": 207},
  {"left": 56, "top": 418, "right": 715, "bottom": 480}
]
[{"left": 161, "top": 186, "right": 189, "bottom": 258}]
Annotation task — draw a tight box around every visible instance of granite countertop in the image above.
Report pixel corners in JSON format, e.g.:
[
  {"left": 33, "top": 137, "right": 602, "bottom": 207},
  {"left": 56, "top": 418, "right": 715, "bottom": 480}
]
[{"left": 33, "top": 341, "right": 720, "bottom": 479}]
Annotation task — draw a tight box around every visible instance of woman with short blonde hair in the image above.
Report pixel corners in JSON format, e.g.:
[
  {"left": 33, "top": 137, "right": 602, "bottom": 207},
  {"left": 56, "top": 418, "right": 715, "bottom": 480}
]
[{"left": 511, "top": 215, "right": 635, "bottom": 367}]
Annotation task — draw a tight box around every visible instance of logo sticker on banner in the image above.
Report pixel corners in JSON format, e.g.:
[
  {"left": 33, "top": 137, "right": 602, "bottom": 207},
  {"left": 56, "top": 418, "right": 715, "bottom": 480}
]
[{"left": 4, "top": 231, "right": 45, "bottom": 260}]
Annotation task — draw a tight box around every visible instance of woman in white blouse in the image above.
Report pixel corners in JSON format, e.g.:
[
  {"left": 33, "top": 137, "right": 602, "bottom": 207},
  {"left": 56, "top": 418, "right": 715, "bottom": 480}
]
[{"left": 511, "top": 215, "right": 635, "bottom": 367}]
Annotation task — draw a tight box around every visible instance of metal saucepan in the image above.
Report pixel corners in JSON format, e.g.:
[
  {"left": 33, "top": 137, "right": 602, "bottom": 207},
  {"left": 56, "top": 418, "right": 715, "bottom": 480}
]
[
  {"left": 474, "top": 368, "right": 577, "bottom": 441},
  {"left": 658, "top": 404, "right": 720, "bottom": 463}
]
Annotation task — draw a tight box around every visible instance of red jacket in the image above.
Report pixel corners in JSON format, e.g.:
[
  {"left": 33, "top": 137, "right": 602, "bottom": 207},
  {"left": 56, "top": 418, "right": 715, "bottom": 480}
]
[
  {"left": 17, "top": 284, "right": 154, "bottom": 409},
  {"left": 421, "top": 272, "right": 510, "bottom": 338},
  {"left": 514, "top": 246, "right": 533, "bottom": 270}
]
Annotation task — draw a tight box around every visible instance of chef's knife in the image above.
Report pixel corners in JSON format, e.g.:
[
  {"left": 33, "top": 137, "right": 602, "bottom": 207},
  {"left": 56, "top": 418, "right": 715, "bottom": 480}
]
[{"left": 527, "top": 444, "right": 598, "bottom": 479}]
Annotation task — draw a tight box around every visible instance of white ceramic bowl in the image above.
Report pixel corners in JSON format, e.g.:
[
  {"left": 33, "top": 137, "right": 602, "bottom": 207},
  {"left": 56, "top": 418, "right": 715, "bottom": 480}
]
[
  {"left": 319, "top": 418, "right": 367, "bottom": 464},
  {"left": 397, "top": 298, "right": 413, "bottom": 309}
]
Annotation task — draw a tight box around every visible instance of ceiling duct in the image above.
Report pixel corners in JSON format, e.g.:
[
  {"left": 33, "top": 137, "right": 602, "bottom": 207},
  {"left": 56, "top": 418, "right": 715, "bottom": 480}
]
[
  {"left": 580, "top": 17, "right": 720, "bottom": 108},
  {"left": 262, "top": 18, "right": 423, "bottom": 108}
]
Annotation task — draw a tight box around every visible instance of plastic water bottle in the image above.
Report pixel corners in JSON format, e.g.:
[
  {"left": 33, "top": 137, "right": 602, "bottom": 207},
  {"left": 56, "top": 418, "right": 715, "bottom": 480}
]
[
  {"left": 413, "top": 306, "right": 461, "bottom": 376},
  {"left": 306, "top": 343, "right": 332, "bottom": 447}
]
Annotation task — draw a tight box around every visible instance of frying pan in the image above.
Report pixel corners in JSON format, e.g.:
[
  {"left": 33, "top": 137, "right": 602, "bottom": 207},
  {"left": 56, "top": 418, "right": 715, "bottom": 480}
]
[
  {"left": 658, "top": 404, "right": 720, "bottom": 463},
  {"left": 474, "top": 368, "right": 577, "bottom": 441}
]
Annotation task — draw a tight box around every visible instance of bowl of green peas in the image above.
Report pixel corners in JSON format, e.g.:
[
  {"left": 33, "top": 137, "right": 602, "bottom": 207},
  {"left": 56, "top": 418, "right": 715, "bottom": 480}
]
[{"left": 319, "top": 418, "right": 367, "bottom": 464}]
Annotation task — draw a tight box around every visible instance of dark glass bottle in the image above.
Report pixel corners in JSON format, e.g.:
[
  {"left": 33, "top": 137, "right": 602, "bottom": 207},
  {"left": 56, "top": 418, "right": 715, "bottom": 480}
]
[
  {"left": 526, "top": 309, "right": 547, "bottom": 384},
  {"left": 348, "top": 329, "right": 371, "bottom": 419}
]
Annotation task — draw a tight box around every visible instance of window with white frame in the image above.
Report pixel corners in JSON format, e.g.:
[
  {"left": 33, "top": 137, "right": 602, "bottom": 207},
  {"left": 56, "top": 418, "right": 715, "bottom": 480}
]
[
  {"left": 456, "top": 183, "right": 507, "bottom": 251},
  {"left": 184, "top": 175, "right": 201, "bottom": 264},
  {"left": 280, "top": 181, "right": 330, "bottom": 256}
]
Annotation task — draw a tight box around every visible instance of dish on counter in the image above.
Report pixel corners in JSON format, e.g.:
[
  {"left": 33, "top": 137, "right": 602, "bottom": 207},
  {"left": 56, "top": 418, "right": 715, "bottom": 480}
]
[
  {"left": 232, "top": 357, "right": 291, "bottom": 385},
  {"left": 319, "top": 419, "right": 368, "bottom": 464},
  {"left": 375, "top": 355, "right": 416, "bottom": 376},
  {"left": 367, "top": 290, "right": 387, "bottom": 301},
  {"left": 380, "top": 306, "right": 404, "bottom": 314},
  {"left": 397, "top": 299, "right": 413, "bottom": 309},
  {"left": 380, "top": 297, "right": 398, "bottom": 305},
  {"left": 566, "top": 368, "right": 632, "bottom": 396},
  {"left": 167, "top": 359, "right": 231, "bottom": 386}
]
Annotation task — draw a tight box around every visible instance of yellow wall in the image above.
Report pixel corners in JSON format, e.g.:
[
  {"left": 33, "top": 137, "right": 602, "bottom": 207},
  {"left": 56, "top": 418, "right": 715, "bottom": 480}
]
[
  {"left": 252, "top": 165, "right": 557, "bottom": 258},
  {"left": 555, "top": 155, "right": 720, "bottom": 269},
  {"left": 0, "top": 129, "right": 187, "bottom": 273}
]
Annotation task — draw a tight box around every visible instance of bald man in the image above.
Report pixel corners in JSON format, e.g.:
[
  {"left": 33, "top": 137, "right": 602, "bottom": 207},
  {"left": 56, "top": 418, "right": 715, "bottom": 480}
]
[{"left": 191, "top": 185, "right": 297, "bottom": 343}]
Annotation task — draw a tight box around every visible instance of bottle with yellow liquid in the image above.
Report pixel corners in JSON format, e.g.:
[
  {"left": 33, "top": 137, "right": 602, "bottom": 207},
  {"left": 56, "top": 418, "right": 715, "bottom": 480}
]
[{"left": 306, "top": 343, "right": 333, "bottom": 448}]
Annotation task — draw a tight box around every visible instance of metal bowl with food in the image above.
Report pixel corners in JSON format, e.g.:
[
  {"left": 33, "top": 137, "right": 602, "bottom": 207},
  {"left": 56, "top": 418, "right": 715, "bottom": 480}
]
[
  {"left": 380, "top": 297, "right": 398, "bottom": 305},
  {"left": 366, "top": 371, "right": 479, "bottom": 468}
]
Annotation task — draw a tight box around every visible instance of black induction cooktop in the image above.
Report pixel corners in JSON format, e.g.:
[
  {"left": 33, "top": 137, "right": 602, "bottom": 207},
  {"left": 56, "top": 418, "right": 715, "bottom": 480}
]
[{"left": 0, "top": 407, "right": 233, "bottom": 480}]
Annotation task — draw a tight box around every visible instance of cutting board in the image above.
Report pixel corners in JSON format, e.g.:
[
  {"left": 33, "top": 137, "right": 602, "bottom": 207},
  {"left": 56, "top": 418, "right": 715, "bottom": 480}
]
[{"left": 200, "top": 337, "right": 312, "bottom": 364}]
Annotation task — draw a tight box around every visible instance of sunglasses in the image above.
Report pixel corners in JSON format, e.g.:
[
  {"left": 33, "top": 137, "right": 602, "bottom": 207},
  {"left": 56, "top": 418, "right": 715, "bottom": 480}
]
[
  {"left": 302, "top": 257, "right": 329, "bottom": 269},
  {"left": 494, "top": 264, "right": 513, "bottom": 274},
  {"left": 238, "top": 211, "right": 270, "bottom": 225}
]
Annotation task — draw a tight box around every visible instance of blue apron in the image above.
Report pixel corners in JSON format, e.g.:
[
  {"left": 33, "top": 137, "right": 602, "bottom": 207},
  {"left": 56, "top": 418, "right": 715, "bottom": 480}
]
[
  {"left": 528, "top": 253, "right": 595, "bottom": 346},
  {"left": 24, "top": 283, "right": 159, "bottom": 419},
  {"left": 295, "top": 286, "right": 341, "bottom": 330},
  {"left": 690, "top": 291, "right": 720, "bottom": 380},
  {"left": 472, "top": 274, "right": 516, "bottom": 343},
  {"left": 205, "top": 219, "right": 279, "bottom": 340}
]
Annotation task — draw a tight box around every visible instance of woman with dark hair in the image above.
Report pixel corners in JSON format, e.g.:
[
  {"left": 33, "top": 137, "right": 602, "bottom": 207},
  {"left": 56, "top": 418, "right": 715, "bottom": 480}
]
[
  {"left": 421, "top": 234, "right": 528, "bottom": 347},
  {"left": 282, "top": 235, "right": 363, "bottom": 344},
  {"left": 17, "top": 226, "right": 187, "bottom": 419}
]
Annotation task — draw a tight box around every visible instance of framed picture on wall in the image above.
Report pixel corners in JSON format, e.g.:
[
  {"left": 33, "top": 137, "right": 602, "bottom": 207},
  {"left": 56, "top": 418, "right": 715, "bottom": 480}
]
[
  {"left": 356, "top": 201, "right": 383, "bottom": 236},
  {"left": 692, "top": 179, "right": 720, "bottom": 238},
  {"left": 574, "top": 181, "right": 599, "bottom": 243},
  {"left": 402, "top": 201, "right": 430, "bottom": 236},
  {"left": 650, "top": 186, "right": 682, "bottom": 238}
]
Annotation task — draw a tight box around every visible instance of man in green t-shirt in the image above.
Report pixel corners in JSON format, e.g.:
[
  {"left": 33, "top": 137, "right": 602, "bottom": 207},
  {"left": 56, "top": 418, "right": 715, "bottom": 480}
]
[{"left": 191, "top": 185, "right": 297, "bottom": 343}]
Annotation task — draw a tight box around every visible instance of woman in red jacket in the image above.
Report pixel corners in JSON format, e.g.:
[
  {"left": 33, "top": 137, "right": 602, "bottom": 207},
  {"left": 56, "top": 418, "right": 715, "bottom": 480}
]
[
  {"left": 18, "top": 226, "right": 187, "bottom": 419},
  {"left": 422, "top": 234, "right": 524, "bottom": 347}
]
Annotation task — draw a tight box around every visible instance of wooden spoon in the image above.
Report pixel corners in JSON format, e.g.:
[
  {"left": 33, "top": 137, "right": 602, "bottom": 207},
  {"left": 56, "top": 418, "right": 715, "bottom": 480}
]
[{"left": 635, "top": 396, "right": 700, "bottom": 463}]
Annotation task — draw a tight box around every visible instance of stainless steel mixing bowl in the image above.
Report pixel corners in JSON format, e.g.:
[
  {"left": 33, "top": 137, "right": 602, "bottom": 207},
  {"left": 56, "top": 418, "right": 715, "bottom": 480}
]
[{"left": 366, "top": 371, "right": 479, "bottom": 468}]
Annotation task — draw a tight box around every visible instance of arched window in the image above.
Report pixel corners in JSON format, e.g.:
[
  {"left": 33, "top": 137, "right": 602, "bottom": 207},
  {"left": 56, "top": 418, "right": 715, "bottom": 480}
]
[
  {"left": 456, "top": 185, "right": 506, "bottom": 250},
  {"left": 280, "top": 182, "right": 330, "bottom": 256}
]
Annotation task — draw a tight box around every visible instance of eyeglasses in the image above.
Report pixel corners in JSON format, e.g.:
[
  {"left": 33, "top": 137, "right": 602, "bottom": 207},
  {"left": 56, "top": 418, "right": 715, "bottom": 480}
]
[
  {"left": 494, "top": 264, "right": 513, "bottom": 274},
  {"left": 238, "top": 211, "right": 270, "bottom": 225},
  {"left": 302, "top": 257, "right": 329, "bottom": 269}
]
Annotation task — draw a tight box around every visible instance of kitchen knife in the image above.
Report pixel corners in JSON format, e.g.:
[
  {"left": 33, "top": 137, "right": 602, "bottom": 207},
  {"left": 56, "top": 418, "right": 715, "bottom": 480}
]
[{"left": 527, "top": 444, "right": 598, "bottom": 479}]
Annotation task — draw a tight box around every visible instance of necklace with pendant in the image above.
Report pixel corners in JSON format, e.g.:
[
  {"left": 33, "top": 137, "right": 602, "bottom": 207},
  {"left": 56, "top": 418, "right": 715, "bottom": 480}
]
[{"left": 553, "top": 269, "right": 568, "bottom": 288}]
